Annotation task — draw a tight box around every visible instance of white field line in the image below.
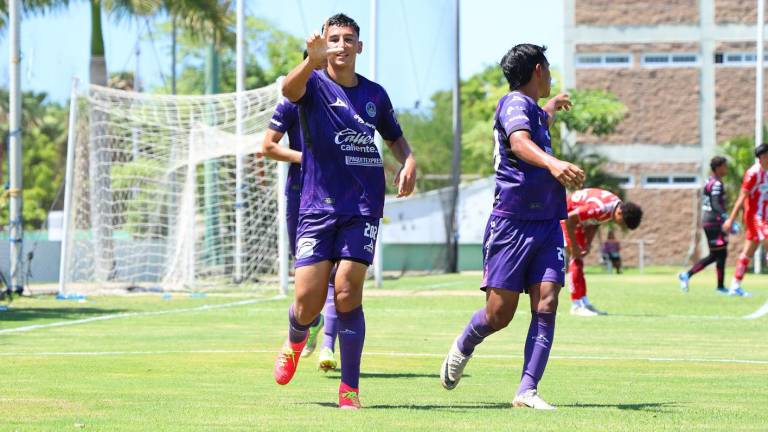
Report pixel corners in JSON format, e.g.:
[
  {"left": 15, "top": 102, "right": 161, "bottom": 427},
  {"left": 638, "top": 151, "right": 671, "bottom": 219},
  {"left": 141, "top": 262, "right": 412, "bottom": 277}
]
[
  {"left": 0, "top": 295, "right": 285, "bottom": 335},
  {"left": 744, "top": 298, "right": 768, "bottom": 319},
  {"left": 1, "top": 349, "right": 767, "bottom": 365}
]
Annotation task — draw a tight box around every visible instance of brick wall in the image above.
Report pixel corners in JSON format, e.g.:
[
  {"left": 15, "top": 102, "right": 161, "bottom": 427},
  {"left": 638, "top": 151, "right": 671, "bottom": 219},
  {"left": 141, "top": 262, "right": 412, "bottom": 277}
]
[
  {"left": 715, "top": 0, "right": 768, "bottom": 24},
  {"left": 714, "top": 68, "right": 768, "bottom": 143},
  {"left": 576, "top": 0, "right": 699, "bottom": 25},
  {"left": 576, "top": 68, "right": 700, "bottom": 145}
]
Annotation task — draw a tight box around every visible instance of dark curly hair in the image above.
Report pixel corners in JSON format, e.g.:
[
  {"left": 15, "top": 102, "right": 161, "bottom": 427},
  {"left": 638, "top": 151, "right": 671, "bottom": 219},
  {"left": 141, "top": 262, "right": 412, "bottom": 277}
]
[
  {"left": 324, "top": 13, "right": 360, "bottom": 37},
  {"left": 620, "top": 201, "right": 643, "bottom": 230}
]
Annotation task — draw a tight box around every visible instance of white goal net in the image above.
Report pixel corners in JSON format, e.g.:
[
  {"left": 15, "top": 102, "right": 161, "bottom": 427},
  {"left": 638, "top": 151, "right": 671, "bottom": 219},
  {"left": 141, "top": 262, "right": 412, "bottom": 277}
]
[{"left": 59, "top": 82, "right": 288, "bottom": 294}]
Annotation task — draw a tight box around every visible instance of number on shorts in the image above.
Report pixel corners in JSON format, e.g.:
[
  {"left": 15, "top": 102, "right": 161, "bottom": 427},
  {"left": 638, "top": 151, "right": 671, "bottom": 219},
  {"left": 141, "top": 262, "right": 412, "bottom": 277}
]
[
  {"left": 364, "top": 223, "right": 378, "bottom": 240},
  {"left": 557, "top": 247, "right": 565, "bottom": 262}
]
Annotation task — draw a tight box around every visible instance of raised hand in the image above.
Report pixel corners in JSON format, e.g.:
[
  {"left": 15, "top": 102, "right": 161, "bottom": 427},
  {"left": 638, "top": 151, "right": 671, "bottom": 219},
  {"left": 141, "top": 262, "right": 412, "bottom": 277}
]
[
  {"left": 306, "top": 22, "right": 343, "bottom": 67},
  {"left": 549, "top": 93, "right": 572, "bottom": 112}
]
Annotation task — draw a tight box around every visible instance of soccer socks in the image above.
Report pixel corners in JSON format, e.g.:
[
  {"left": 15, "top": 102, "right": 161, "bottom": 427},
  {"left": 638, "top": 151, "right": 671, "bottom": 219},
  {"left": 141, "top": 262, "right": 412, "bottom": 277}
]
[
  {"left": 715, "top": 249, "right": 727, "bottom": 289},
  {"left": 733, "top": 254, "right": 751, "bottom": 282},
  {"left": 517, "top": 312, "right": 556, "bottom": 395},
  {"left": 568, "top": 258, "right": 587, "bottom": 302},
  {"left": 687, "top": 253, "right": 717, "bottom": 276},
  {"left": 456, "top": 308, "right": 498, "bottom": 356},
  {"left": 321, "top": 283, "right": 338, "bottom": 352},
  {"left": 337, "top": 306, "right": 365, "bottom": 389},
  {"left": 288, "top": 305, "right": 312, "bottom": 344}
]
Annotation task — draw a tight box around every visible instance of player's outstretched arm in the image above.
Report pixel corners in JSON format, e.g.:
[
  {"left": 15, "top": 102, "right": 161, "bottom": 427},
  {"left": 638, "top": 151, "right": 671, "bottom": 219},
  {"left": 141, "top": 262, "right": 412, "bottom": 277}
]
[
  {"left": 386, "top": 136, "right": 417, "bottom": 197},
  {"left": 542, "top": 93, "right": 572, "bottom": 127},
  {"left": 283, "top": 24, "right": 343, "bottom": 102},
  {"left": 509, "top": 130, "right": 584, "bottom": 189},
  {"left": 723, "top": 188, "right": 747, "bottom": 232},
  {"left": 261, "top": 129, "right": 302, "bottom": 164}
]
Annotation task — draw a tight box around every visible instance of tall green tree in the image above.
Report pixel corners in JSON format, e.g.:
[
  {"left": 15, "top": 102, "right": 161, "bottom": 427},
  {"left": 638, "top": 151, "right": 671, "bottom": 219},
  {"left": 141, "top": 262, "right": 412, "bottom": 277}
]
[
  {"left": 390, "top": 64, "right": 628, "bottom": 194},
  {"left": 152, "top": 15, "right": 303, "bottom": 93},
  {"left": 0, "top": 89, "right": 68, "bottom": 229},
  {"left": 0, "top": 0, "right": 228, "bottom": 85}
]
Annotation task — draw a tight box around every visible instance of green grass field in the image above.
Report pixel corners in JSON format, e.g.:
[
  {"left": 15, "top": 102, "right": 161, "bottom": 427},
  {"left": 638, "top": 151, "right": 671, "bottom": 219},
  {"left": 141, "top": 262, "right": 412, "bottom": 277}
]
[{"left": 3, "top": 268, "right": 767, "bottom": 431}]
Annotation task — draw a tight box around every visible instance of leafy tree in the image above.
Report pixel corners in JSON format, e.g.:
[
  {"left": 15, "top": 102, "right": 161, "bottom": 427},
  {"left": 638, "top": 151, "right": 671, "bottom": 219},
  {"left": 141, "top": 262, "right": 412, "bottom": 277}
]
[
  {"left": 152, "top": 15, "right": 304, "bottom": 94},
  {"left": 720, "top": 135, "right": 760, "bottom": 205},
  {"left": 390, "top": 64, "right": 628, "bottom": 194},
  {"left": 0, "top": 89, "right": 68, "bottom": 229}
]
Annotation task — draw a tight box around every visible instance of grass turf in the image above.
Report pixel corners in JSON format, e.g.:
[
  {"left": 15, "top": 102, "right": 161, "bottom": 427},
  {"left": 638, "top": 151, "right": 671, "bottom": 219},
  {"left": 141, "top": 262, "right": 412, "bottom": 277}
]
[{"left": 3, "top": 268, "right": 767, "bottom": 431}]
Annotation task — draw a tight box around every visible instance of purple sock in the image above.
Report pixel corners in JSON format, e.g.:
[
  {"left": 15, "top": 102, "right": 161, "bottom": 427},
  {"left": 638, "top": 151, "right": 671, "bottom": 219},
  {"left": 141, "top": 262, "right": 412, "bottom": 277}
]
[
  {"left": 321, "top": 283, "right": 338, "bottom": 351},
  {"left": 456, "top": 308, "right": 497, "bottom": 356},
  {"left": 288, "top": 305, "right": 310, "bottom": 344},
  {"left": 517, "top": 312, "right": 556, "bottom": 395},
  {"left": 521, "top": 311, "right": 538, "bottom": 369},
  {"left": 337, "top": 306, "right": 365, "bottom": 389}
]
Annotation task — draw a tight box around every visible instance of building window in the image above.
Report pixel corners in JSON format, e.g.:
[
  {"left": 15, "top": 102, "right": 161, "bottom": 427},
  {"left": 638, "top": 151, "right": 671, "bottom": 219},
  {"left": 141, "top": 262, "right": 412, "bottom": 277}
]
[
  {"left": 641, "top": 53, "right": 699, "bottom": 68},
  {"left": 641, "top": 174, "right": 700, "bottom": 189},
  {"left": 615, "top": 175, "right": 635, "bottom": 189},
  {"left": 576, "top": 53, "right": 632, "bottom": 68},
  {"left": 716, "top": 51, "right": 768, "bottom": 66}
]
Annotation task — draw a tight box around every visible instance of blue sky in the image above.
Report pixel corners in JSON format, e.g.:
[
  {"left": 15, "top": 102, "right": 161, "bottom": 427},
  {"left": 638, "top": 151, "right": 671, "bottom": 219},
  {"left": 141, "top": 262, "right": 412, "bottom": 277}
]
[{"left": 0, "top": 0, "right": 563, "bottom": 108}]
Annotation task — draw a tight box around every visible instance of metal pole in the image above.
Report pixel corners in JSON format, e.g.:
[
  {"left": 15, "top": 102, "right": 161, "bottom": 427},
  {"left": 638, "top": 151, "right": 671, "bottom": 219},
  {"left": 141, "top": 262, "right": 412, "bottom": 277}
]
[
  {"left": 234, "top": 0, "right": 245, "bottom": 282},
  {"left": 8, "top": 0, "right": 23, "bottom": 295},
  {"left": 447, "top": 0, "right": 462, "bottom": 273},
  {"left": 276, "top": 77, "right": 289, "bottom": 295},
  {"left": 638, "top": 240, "right": 645, "bottom": 274},
  {"left": 756, "top": 0, "right": 764, "bottom": 274},
  {"left": 59, "top": 79, "right": 80, "bottom": 295},
  {"left": 370, "top": 0, "right": 383, "bottom": 288}
]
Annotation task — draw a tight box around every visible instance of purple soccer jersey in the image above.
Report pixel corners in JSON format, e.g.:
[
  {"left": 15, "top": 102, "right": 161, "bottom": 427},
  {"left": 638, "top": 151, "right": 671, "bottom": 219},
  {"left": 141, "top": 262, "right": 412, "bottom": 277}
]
[
  {"left": 492, "top": 91, "right": 566, "bottom": 221},
  {"left": 268, "top": 98, "right": 303, "bottom": 254},
  {"left": 268, "top": 98, "right": 303, "bottom": 208},
  {"left": 297, "top": 70, "right": 403, "bottom": 218}
]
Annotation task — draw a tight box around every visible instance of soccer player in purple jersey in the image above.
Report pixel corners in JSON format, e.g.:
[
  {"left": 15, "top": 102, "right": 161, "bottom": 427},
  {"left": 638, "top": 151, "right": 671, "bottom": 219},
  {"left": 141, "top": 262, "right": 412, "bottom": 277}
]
[
  {"left": 261, "top": 54, "right": 340, "bottom": 372},
  {"left": 440, "top": 44, "right": 584, "bottom": 410},
  {"left": 678, "top": 156, "right": 730, "bottom": 294},
  {"left": 273, "top": 14, "right": 417, "bottom": 410}
]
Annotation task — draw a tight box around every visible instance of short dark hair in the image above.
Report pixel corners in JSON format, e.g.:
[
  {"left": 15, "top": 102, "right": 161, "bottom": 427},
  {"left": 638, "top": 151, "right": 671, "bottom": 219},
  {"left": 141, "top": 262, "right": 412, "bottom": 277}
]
[
  {"left": 324, "top": 13, "right": 360, "bottom": 37},
  {"left": 303, "top": 50, "right": 308, "bottom": 60},
  {"left": 755, "top": 143, "right": 768, "bottom": 158},
  {"left": 499, "top": 44, "right": 548, "bottom": 90},
  {"left": 620, "top": 201, "right": 643, "bottom": 230},
  {"left": 710, "top": 155, "right": 727, "bottom": 172}
]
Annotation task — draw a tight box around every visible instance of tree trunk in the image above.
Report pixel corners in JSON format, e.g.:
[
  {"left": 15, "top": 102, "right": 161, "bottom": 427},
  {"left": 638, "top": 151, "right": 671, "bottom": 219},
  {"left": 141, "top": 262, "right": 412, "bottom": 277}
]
[{"left": 89, "top": 0, "right": 107, "bottom": 85}]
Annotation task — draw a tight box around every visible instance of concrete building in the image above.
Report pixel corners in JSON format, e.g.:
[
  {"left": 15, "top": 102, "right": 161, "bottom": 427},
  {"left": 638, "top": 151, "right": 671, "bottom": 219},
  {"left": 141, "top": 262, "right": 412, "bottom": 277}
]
[{"left": 563, "top": 0, "right": 768, "bottom": 266}]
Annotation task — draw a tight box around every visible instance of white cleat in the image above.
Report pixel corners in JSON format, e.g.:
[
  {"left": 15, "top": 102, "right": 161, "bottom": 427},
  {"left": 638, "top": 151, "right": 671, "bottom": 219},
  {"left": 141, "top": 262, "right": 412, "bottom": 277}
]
[
  {"left": 440, "top": 339, "right": 471, "bottom": 390},
  {"left": 570, "top": 305, "right": 598, "bottom": 317},
  {"left": 317, "top": 347, "right": 338, "bottom": 372},
  {"left": 513, "top": 389, "right": 556, "bottom": 410},
  {"left": 678, "top": 272, "right": 690, "bottom": 293},
  {"left": 728, "top": 287, "right": 752, "bottom": 297}
]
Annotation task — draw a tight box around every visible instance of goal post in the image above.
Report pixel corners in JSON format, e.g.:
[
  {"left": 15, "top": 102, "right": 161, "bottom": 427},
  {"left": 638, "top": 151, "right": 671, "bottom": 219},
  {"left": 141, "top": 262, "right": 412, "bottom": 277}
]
[{"left": 59, "top": 79, "right": 289, "bottom": 295}]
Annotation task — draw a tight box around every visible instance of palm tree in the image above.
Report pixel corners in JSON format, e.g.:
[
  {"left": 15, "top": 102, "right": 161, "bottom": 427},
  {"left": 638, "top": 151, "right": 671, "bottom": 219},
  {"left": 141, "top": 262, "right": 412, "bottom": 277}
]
[{"left": 0, "top": 0, "right": 228, "bottom": 85}]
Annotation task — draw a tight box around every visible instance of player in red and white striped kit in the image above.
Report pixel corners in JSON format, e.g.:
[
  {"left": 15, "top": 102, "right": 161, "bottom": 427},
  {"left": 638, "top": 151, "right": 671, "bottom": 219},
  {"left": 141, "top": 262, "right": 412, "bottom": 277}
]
[
  {"left": 563, "top": 188, "right": 643, "bottom": 316},
  {"left": 722, "top": 143, "right": 768, "bottom": 297}
]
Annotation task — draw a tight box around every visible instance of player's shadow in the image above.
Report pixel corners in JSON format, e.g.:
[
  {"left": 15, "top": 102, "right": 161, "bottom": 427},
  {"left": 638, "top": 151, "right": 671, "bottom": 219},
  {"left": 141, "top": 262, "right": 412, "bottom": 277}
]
[
  {"left": 307, "top": 401, "right": 511, "bottom": 410},
  {"left": 0, "top": 307, "right": 129, "bottom": 323},
  {"left": 558, "top": 401, "right": 678, "bottom": 412},
  {"left": 323, "top": 372, "right": 467, "bottom": 379}
]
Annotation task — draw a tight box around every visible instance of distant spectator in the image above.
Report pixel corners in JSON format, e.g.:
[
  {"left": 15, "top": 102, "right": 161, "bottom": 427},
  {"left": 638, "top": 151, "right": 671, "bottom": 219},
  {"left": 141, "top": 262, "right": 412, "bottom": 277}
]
[{"left": 602, "top": 230, "right": 622, "bottom": 274}]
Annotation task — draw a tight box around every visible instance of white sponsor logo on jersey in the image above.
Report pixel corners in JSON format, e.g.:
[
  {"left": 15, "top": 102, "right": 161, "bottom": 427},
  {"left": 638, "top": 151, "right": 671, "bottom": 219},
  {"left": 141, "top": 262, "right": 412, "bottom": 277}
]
[
  {"left": 329, "top": 97, "right": 348, "bottom": 108},
  {"left": 334, "top": 128, "right": 376, "bottom": 146},
  {"left": 269, "top": 119, "right": 283, "bottom": 127}
]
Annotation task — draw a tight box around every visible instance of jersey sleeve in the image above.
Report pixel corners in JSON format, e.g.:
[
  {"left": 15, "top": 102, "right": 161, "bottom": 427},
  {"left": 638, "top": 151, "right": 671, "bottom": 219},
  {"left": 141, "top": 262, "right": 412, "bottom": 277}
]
[
  {"left": 268, "top": 99, "right": 297, "bottom": 133},
  {"left": 498, "top": 95, "right": 533, "bottom": 138},
  {"left": 742, "top": 169, "right": 757, "bottom": 191},
  {"left": 375, "top": 89, "right": 403, "bottom": 141},
  {"left": 295, "top": 70, "right": 320, "bottom": 106},
  {"left": 711, "top": 180, "right": 726, "bottom": 215}
]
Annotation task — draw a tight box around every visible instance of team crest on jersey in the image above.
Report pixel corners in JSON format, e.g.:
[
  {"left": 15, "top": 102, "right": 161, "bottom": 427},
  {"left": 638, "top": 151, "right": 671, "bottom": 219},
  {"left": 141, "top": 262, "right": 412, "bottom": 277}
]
[{"left": 366, "top": 101, "right": 377, "bottom": 118}]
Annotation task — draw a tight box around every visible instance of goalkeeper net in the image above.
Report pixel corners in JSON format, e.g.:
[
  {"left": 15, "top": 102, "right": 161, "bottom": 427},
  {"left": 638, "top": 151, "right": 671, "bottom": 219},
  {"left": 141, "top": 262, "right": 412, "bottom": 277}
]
[{"left": 59, "top": 81, "right": 288, "bottom": 295}]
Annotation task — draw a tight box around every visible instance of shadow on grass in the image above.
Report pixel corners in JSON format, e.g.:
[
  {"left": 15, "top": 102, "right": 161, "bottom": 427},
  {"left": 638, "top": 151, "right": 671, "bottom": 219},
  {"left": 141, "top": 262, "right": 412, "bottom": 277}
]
[
  {"left": 558, "top": 401, "right": 678, "bottom": 412},
  {"left": 323, "top": 372, "right": 468, "bottom": 379},
  {"left": 305, "top": 401, "right": 512, "bottom": 410},
  {"left": 304, "top": 401, "right": 677, "bottom": 411},
  {"left": 0, "top": 307, "right": 130, "bottom": 323}
]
